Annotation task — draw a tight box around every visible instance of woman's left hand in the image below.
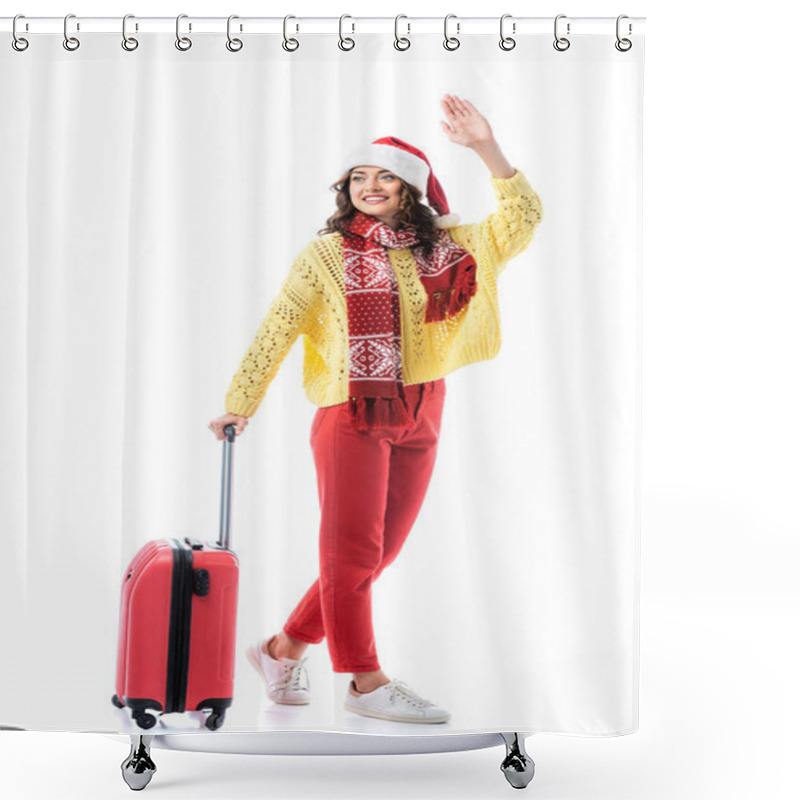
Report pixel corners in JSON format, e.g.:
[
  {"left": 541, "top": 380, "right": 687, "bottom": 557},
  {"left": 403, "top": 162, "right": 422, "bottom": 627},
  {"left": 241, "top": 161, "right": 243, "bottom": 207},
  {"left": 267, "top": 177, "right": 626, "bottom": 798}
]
[{"left": 440, "top": 94, "right": 494, "bottom": 149}]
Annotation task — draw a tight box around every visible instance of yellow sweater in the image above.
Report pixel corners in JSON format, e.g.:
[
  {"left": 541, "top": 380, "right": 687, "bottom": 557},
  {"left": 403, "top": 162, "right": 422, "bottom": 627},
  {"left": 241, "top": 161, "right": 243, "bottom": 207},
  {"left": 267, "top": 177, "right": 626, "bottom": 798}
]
[{"left": 226, "top": 169, "right": 543, "bottom": 416}]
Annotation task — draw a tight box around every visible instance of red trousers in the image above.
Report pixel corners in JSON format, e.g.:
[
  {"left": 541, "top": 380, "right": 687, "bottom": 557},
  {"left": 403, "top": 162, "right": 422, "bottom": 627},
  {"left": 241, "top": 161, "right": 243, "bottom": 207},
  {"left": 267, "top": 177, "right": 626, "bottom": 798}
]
[{"left": 283, "top": 379, "right": 446, "bottom": 672}]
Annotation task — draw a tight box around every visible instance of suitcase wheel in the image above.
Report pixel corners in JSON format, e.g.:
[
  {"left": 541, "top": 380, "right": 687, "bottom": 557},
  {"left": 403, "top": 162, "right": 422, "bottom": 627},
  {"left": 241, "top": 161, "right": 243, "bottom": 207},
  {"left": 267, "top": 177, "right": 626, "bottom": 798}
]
[
  {"left": 132, "top": 710, "right": 158, "bottom": 730},
  {"left": 111, "top": 694, "right": 125, "bottom": 709},
  {"left": 205, "top": 710, "right": 225, "bottom": 731}
]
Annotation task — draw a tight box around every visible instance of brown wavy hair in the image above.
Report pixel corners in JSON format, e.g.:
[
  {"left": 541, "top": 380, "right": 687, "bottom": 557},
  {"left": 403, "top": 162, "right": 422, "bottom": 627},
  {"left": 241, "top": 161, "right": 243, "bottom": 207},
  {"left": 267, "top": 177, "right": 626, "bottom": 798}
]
[{"left": 317, "top": 170, "right": 440, "bottom": 260}]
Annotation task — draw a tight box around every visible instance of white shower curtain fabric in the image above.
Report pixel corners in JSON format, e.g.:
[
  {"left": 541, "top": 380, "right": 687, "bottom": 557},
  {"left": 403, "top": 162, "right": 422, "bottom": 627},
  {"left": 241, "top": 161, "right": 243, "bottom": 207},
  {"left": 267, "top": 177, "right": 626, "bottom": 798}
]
[{"left": 0, "top": 30, "right": 643, "bottom": 735}]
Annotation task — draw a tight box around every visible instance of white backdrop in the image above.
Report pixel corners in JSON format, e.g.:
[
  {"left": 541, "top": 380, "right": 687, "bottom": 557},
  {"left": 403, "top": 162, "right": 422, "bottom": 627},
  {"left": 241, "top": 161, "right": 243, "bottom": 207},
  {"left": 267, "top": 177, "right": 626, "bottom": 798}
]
[{"left": 0, "top": 24, "right": 642, "bottom": 736}]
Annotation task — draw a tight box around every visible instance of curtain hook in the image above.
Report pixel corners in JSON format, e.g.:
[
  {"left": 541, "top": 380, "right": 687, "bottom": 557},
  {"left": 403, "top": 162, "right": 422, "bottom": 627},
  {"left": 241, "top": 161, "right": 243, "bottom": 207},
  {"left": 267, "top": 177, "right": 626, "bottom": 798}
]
[
  {"left": 226, "top": 15, "right": 243, "bottom": 52},
  {"left": 175, "top": 13, "right": 192, "bottom": 51},
  {"left": 499, "top": 14, "right": 516, "bottom": 51},
  {"left": 615, "top": 15, "right": 632, "bottom": 52},
  {"left": 443, "top": 14, "right": 460, "bottom": 51},
  {"left": 394, "top": 14, "right": 411, "bottom": 51},
  {"left": 553, "top": 14, "right": 570, "bottom": 52},
  {"left": 63, "top": 13, "right": 80, "bottom": 51},
  {"left": 12, "top": 14, "right": 29, "bottom": 52},
  {"left": 339, "top": 14, "right": 355, "bottom": 51},
  {"left": 339, "top": 14, "right": 356, "bottom": 50},
  {"left": 283, "top": 15, "right": 299, "bottom": 51},
  {"left": 122, "top": 14, "right": 139, "bottom": 52}
]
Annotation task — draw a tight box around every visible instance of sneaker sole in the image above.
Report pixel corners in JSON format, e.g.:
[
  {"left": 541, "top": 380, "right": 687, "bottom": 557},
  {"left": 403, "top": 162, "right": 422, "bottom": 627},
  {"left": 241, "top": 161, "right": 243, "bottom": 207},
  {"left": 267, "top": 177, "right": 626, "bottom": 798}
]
[
  {"left": 245, "top": 645, "right": 311, "bottom": 706},
  {"left": 344, "top": 700, "right": 450, "bottom": 724}
]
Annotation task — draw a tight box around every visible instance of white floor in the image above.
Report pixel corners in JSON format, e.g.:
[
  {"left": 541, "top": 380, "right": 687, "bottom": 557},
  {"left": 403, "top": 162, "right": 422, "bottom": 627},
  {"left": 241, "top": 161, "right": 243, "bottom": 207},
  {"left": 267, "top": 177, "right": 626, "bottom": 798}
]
[{"left": 2, "top": 598, "right": 797, "bottom": 799}]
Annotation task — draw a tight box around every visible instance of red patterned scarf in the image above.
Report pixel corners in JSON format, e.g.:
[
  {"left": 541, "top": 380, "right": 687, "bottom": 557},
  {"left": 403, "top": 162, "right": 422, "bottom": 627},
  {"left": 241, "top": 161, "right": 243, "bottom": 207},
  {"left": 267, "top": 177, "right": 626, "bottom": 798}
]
[{"left": 342, "top": 210, "right": 477, "bottom": 431}]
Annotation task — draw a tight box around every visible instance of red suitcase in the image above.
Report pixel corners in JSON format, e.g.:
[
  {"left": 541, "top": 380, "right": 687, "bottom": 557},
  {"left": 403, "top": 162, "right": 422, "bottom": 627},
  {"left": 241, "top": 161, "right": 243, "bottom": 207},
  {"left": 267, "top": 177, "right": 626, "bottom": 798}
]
[{"left": 112, "top": 425, "right": 240, "bottom": 731}]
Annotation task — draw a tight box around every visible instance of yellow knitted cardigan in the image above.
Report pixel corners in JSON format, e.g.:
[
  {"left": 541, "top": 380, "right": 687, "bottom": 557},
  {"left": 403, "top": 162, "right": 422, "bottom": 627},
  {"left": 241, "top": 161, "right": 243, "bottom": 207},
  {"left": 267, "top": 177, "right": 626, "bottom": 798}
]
[{"left": 225, "top": 168, "right": 543, "bottom": 417}]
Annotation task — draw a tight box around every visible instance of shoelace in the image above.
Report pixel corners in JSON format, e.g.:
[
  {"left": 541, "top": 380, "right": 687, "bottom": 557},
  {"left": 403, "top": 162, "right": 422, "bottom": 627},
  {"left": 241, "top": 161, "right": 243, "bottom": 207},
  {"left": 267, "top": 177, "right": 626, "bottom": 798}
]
[
  {"left": 272, "top": 658, "right": 309, "bottom": 692},
  {"left": 386, "top": 680, "right": 433, "bottom": 709}
]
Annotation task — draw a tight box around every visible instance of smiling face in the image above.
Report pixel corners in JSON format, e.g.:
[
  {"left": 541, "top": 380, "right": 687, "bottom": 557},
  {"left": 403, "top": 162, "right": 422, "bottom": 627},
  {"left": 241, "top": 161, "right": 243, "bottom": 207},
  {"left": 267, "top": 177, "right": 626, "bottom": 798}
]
[{"left": 348, "top": 166, "right": 404, "bottom": 228}]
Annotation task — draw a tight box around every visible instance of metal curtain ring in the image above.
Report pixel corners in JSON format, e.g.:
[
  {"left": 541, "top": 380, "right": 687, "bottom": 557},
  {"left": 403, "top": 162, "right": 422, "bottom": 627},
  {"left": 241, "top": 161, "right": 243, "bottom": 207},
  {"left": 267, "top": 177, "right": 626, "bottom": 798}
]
[
  {"left": 283, "top": 15, "right": 299, "bottom": 51},
  {"left": 499, "top": 14, "right": 516, "bottom": 51},
  {"left": 443, "top": 14, "right": 460, "bottom": 51},
  {"left": 227, "top": 15, "right": 243, "bottom": 52},
  {"left": 394, "top": 15, "right": 410, "bottom": 51},
  {"left": 175, "top": 13, "right": 192, "bottom": 51},
  {"left": 122, "top": 14, "right": 139, "bottom": 51},
  {"left": 615, "top": 14, "right": 632, "bottom": 51},
  {"left": 63, "top": 13, "right": 80, "bottom": 51},
  {"left": 12, "top": 14, "right": 29, "bottom": 52},
  {"left": 553, "top": 14, "right": 570, "bottom": 52},
  {"left": 338, "top": 14, "right": 355, "bottom": 51}
]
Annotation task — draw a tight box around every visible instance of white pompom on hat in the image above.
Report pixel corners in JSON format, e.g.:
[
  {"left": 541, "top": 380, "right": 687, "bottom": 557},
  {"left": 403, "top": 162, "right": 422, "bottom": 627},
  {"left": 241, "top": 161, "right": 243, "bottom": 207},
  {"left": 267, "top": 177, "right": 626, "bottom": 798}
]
[{"left": 341, "top": 136, "right": 460, "bottom": 228}]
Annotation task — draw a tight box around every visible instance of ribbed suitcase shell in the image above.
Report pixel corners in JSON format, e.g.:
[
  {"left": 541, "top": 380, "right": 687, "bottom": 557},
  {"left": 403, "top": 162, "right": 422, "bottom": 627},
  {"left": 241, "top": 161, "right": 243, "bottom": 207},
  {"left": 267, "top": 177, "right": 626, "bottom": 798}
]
[{"left": 114, "top": 537, "right": 239, "bottom": 729}]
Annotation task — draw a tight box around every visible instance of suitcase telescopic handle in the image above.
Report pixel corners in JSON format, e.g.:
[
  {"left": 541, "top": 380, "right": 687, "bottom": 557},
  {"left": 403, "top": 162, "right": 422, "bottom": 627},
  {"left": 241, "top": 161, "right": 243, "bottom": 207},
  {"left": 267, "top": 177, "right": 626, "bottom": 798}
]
[{"left": 218, "top": 424, "right": 237, "bottom": 549}]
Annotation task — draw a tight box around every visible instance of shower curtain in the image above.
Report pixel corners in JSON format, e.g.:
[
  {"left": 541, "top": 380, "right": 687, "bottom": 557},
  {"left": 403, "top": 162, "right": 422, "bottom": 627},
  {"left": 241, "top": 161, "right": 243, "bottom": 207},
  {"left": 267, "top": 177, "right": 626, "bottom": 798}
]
[{"left": 0, "top": 18, "right": 644, "bottom": 736}]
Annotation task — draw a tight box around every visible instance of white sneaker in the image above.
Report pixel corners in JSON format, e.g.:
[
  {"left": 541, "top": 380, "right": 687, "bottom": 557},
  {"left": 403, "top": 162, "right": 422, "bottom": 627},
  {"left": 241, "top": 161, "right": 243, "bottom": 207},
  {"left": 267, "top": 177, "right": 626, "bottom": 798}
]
[
  {"left": 344, "top": 679, "right": 451, "bottom": 724},
  {"left": 245, "top": 638, "right": 310, "bottom": 705}
]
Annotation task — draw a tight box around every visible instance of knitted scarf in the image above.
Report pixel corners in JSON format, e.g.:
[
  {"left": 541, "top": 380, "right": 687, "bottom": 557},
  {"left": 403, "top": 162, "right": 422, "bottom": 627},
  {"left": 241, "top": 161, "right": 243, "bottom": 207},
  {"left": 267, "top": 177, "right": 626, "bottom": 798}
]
[{"left": 342, "top": 210, "right": 477, "bottom": 431}]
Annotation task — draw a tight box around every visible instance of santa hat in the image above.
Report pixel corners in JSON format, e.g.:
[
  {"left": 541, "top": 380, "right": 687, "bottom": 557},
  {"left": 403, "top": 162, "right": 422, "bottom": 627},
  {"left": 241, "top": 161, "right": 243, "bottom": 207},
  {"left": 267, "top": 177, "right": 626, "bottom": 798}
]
[{"left": 341, "top": 136, "right": 460, "bottom": 228}]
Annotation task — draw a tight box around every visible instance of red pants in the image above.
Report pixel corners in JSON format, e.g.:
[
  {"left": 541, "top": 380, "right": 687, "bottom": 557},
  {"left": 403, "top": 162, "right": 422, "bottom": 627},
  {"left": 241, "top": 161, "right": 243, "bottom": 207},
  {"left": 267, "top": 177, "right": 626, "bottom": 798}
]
[{"left": 283, "top": 379, "right": 446, "bottom": 672}]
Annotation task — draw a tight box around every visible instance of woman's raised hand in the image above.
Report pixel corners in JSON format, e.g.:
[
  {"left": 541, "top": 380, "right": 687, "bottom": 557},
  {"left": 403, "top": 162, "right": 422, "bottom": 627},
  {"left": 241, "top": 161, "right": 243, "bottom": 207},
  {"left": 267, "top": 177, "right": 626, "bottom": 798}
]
[
  {"left": 209, "top": 413, "right": 249, "bottom": 440},
  {"left": 440, "top": 94, "right": 495, "bottom": 149}
]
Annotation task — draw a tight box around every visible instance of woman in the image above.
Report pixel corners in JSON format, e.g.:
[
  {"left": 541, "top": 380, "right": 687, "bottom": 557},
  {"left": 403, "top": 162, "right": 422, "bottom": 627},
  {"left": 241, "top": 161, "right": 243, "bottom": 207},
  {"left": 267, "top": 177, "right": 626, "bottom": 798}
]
[{"left": 209, "top": 94, "right": 543, "bottom": 724}]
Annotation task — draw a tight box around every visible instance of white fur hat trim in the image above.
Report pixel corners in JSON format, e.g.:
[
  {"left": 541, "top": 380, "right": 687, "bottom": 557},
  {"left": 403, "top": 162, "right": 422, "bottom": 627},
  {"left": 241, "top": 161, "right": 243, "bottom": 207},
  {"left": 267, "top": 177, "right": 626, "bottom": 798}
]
[{"left": 342, "top": 144, "right": 431, "bottom": 196}]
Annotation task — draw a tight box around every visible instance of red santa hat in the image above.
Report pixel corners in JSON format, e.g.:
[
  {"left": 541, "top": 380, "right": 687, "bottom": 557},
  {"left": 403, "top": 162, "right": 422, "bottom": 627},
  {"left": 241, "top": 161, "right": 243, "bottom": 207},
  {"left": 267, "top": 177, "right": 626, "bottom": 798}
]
[{"left": 341, "top": 136, "right": 460, "bottom": 228}]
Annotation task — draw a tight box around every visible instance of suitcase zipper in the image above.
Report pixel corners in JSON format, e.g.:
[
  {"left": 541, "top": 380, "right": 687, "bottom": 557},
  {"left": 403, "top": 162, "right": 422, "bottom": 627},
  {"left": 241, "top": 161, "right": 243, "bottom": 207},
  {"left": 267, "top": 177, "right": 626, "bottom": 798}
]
[{"left": 166, "top": 539, "right": 194, "bottom": 714}]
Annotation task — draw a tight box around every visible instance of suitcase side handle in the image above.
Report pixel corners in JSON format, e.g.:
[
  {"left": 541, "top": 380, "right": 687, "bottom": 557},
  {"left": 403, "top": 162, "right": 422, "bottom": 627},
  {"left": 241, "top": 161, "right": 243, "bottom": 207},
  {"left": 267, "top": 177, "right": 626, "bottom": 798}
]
[{"left": 218, "top": 424, "right": 236, "bottom": 549}]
